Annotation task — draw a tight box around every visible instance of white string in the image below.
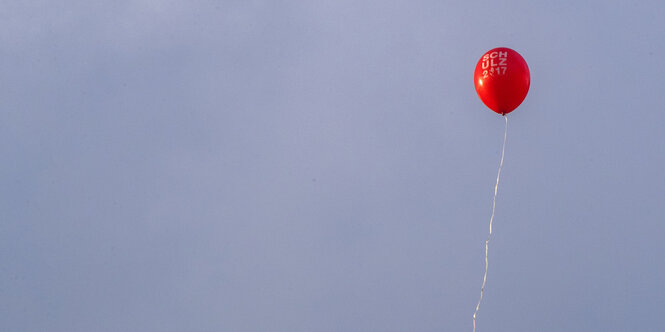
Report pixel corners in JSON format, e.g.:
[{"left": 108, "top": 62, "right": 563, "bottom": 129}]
[{"left": 472, "top": 115, "right": 508, "bottom": 332}]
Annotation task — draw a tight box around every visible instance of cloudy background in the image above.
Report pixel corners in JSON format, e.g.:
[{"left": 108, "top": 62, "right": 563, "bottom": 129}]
[{"left": 2, "top": 1, "right": 664, "bottom": 331}]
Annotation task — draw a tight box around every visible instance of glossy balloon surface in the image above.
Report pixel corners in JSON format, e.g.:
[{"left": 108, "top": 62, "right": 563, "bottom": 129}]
[{"left": 473, "top": 47, "right": 530, "bottom": 115}]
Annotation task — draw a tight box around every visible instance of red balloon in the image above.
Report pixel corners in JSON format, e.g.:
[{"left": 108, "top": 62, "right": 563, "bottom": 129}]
[{"left": 473, "top": 47, "right": 530, "bottom": 115}]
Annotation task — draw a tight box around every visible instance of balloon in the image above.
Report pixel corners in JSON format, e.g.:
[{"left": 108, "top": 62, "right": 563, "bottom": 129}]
[{"left": 473, "top": 47, "right": 530, "bottom": 115}]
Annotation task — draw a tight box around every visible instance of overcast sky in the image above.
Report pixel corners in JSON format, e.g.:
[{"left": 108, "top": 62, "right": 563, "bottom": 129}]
[{"left": 2, "top": 1, "right": 664, "bottom": 331}]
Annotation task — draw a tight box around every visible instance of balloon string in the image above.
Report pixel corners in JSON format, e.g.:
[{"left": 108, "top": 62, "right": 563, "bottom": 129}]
[{"left": 472, "top": 115, "right": 508, "bottom": 332}]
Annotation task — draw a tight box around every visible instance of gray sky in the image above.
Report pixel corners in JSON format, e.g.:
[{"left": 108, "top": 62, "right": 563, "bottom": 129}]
[{"left": 2, "top": 1, "right": 664, "bottom": 331}]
